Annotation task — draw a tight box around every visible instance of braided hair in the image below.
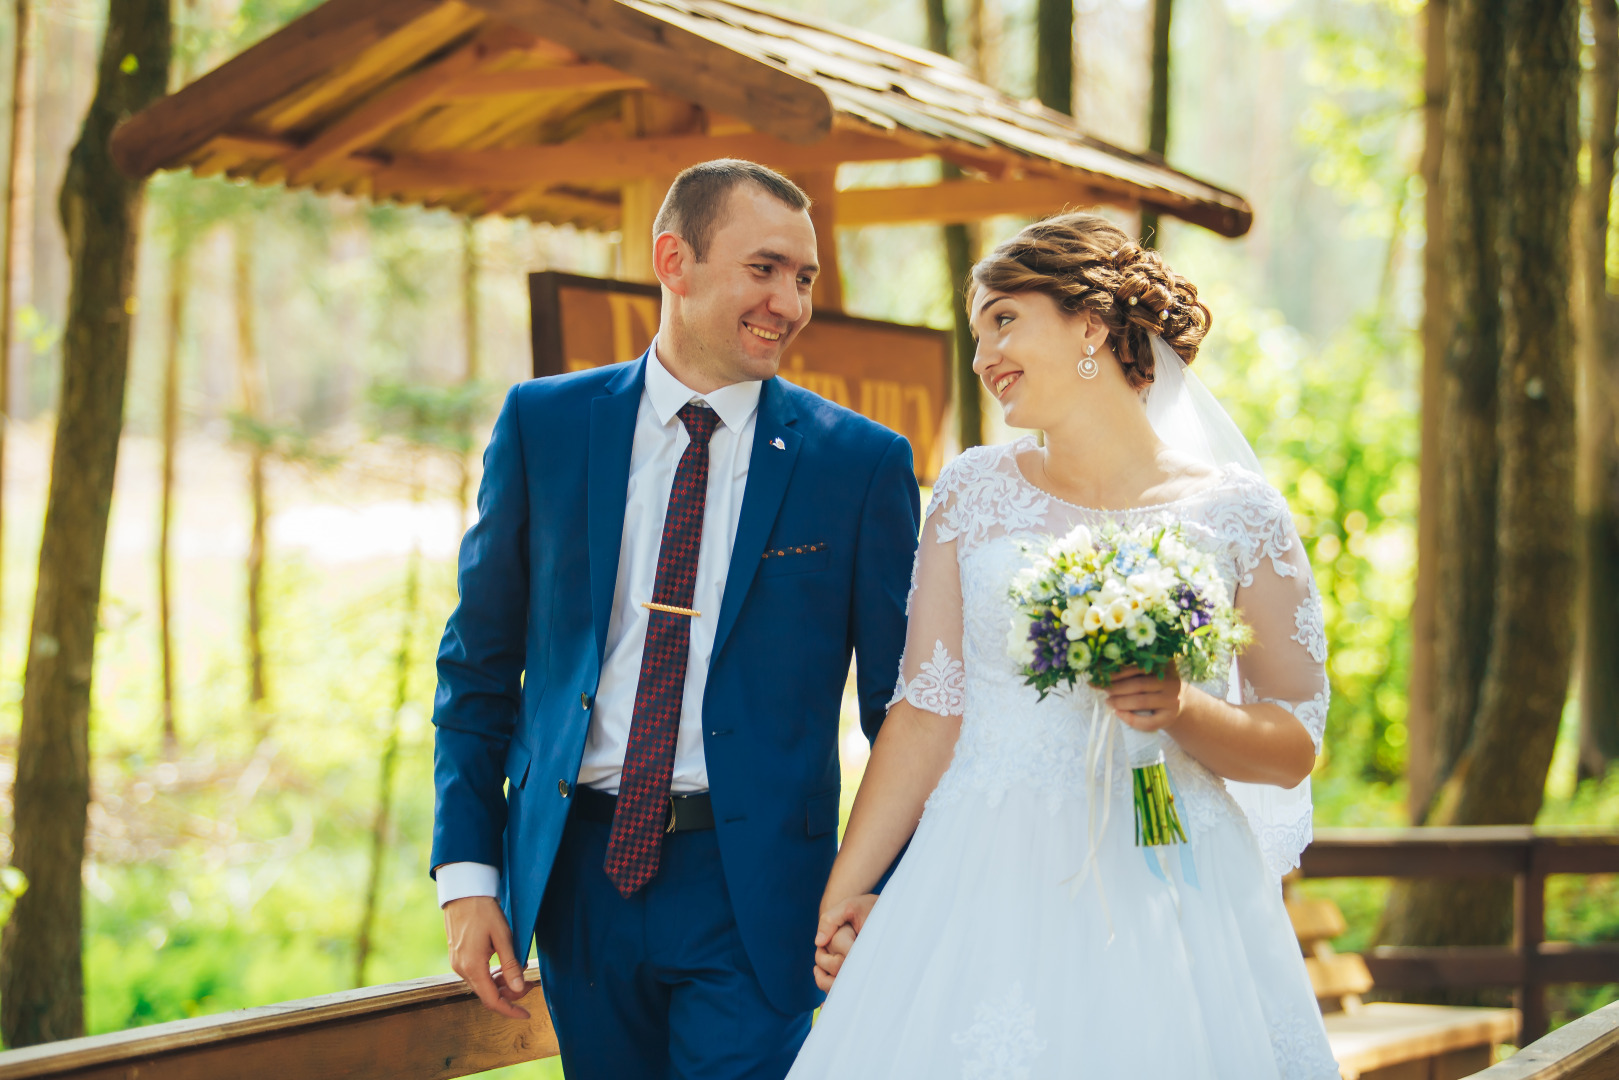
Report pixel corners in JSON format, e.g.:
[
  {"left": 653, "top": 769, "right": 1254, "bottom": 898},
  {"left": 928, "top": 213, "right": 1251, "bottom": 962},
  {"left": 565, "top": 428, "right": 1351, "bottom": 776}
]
[{"left": 968, "top": 213, "right": 1212, "bottom": 390}]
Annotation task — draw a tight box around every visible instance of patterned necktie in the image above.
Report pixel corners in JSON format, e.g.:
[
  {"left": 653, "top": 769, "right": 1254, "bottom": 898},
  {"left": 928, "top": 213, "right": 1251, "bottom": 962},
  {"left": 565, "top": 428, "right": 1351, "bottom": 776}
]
[{"left": 604, "top": 402, "right": 722, "bottom": 897}]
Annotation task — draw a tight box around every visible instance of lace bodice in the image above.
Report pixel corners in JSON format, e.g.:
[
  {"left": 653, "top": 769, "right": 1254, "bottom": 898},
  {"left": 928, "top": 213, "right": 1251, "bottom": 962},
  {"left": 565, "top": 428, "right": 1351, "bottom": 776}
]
[{"left": 890, "top": 438, "right": 1329, "bottom": 877}]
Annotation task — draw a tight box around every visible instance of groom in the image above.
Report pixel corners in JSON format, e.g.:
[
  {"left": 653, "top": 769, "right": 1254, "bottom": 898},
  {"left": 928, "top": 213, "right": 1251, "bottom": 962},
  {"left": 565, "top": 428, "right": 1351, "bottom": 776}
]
[{"left": 431, "top": 159, "right": 920, "bottom": 1078}]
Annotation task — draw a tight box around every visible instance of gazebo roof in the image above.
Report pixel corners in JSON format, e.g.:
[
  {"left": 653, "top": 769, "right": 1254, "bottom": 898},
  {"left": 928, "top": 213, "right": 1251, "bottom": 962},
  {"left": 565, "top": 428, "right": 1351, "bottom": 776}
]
[{"left": 111, "top": 0, "right": 1252, "bottom": 237}]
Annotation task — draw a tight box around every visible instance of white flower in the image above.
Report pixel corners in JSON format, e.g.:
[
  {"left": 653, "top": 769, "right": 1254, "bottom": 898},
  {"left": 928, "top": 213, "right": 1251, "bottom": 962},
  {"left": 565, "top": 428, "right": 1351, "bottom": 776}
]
[
  {"left": 1128, "top": 570, "right": 1171, "bottom": 605},
  {"left": 1058, "top": 524, "right": 1094, "bottom": 556},
  {"left": 1127, "top": 619, "right": 1158, "bottom": 647},
  {"left": 1068, "top": 640, "right": 1093, "bottom": 669},
  {"left": 1102, "top": 599, "right": 1131, "bottom": 632},
  {"left": 1082, "top": 606, "right": 1104, "bottom": 633},
  {"left": 1060, "top": 600, "right": 1089, "bottom": 632},
  {"left": 1007, "top": 617, "right": 1032, "bottom": 657}
]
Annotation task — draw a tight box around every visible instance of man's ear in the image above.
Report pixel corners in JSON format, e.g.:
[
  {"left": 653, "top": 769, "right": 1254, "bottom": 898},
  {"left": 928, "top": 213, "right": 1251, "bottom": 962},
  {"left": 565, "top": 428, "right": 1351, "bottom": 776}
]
[{"left": 653, "top": 232, "right": 691, "bottom": 296}]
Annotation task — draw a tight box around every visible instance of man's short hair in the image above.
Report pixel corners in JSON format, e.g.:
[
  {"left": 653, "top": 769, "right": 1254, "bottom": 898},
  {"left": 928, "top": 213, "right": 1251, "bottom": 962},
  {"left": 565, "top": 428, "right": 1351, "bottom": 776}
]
[{"left": 652, "top": 159, "right": 810, "bottom": 261}]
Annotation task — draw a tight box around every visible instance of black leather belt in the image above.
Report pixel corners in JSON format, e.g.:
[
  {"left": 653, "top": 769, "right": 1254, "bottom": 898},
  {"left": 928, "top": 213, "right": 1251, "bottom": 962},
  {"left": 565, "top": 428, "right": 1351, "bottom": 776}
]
[{"left": 574, "top": 785, "right": 715, "bottom": 833}]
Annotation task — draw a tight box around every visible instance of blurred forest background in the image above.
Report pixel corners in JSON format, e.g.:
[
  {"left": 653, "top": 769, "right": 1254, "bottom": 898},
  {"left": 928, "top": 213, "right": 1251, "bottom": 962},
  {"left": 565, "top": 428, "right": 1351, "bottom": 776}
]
[{"left": 0, "top": 0, "right": 1614, "bottom": 1068}]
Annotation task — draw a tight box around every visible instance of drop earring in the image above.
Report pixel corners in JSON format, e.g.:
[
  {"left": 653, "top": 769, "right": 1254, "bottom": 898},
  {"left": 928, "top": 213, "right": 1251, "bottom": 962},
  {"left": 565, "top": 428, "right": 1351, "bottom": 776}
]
[{"left": 1077, "top": 344, "right": 1099, "bottom": 380}]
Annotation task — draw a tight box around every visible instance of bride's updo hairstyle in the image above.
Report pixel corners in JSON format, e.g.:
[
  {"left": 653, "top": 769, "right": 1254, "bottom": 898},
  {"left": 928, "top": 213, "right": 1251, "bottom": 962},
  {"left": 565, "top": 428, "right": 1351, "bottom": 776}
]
[{"left": 969, "top": 212, "right": 1212, "bottom": 390}]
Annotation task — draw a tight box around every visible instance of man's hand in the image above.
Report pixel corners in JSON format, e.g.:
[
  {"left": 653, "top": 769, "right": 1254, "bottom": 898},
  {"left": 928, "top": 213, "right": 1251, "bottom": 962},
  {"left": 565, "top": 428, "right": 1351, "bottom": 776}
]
[
  {"left": 444, "top": 895, "right": 530, "bottom": 1019},
  {"left": 813, "top": 893, "right": 878, "bottom": 992},
  {"left": 1105, "top": 664, "right": 1187, "bottom": 733}
]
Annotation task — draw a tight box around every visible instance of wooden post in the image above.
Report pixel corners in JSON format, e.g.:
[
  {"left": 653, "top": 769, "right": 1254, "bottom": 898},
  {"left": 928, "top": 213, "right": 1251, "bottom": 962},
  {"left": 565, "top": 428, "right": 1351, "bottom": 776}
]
[
  {"left": 1517, "top": 840, "right": 1548, "bottom": 1043},
  {"left": 619, "top": 177, "right": 665, "bottom": 284},
  {"left": 619, "top": 92, "right": 698, "bottom": 284},
  {"left": 794, "top": 170, "right": 842, "bottom": 313}
]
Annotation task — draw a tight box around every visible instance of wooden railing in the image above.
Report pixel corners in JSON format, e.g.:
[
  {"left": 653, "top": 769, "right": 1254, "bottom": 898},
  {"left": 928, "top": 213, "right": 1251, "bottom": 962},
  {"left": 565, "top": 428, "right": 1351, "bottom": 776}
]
[
  {"left": 0, "top": 827, "right": 1616, "bottom": 1078},
  {"left": 1467, "top": 998, "right": 1619, "bottom": 1079},
  {"left": 0, "top": 970, "right": 1614, "bottom": 1080},
  {"left": 1300, "top": 827, "right": 1619, "bottom": 1045},
  {"left": 0, "top": 967, "right": 559, "bottom": 1080}
]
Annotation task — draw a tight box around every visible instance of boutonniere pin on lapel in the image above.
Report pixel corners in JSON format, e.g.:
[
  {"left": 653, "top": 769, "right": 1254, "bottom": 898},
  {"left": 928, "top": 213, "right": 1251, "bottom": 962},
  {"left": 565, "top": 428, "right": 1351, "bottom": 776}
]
[{"left": 771, "top": 437, "right": 786, "bottom": 450}]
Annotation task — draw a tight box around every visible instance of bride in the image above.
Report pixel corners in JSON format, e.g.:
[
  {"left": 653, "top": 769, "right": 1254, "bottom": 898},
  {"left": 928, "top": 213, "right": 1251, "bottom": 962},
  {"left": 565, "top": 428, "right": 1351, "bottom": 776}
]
[{"left": 787, "top": 213, "right": 1340, "bottom": 1079}]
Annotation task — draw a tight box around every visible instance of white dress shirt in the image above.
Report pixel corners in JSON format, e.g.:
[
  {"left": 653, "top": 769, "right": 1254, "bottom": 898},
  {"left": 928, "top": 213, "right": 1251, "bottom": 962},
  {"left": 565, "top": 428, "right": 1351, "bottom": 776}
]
[{"left": 437, "top": 341, "right": 762, "bottom": 906}]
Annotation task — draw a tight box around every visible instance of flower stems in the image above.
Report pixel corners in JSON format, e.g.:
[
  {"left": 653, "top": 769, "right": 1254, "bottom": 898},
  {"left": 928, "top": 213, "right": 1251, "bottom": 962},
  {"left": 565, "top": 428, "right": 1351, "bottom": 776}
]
[{"left": 1132, "top": 761, "right": 1188, "bottom": 847}]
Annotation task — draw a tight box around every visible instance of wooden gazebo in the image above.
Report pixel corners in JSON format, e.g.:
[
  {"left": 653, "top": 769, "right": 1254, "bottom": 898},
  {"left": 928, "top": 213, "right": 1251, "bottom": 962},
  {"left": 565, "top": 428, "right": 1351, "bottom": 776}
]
[{"left": 112, "top": 0, "right": 1251, "bottom": 306}]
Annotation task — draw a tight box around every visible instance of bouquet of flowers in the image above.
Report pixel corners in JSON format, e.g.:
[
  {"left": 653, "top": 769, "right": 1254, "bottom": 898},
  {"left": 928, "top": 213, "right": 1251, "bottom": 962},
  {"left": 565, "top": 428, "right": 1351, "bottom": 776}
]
[{"left": 1007, "top": 520, "right": 1252, "bottom": 847}]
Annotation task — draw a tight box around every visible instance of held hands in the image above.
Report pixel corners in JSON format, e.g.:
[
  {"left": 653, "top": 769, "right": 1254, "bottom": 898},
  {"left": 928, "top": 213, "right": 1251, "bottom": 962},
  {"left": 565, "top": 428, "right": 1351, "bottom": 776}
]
[
  {"left": 1104, "top": 664, "right": 1188, "bottom": 733},
  {"left": 444, "top": 895, "right": 531, "bottom": 1020},
  {"left": 813, "top": 893, "right": 879, "bottom": 992}
]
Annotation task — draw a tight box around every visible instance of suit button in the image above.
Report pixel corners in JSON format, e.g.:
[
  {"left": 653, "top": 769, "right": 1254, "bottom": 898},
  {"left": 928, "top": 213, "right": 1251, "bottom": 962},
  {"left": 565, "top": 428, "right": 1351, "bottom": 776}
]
[
  {"left": 558, "top": 780, "right": 571, "bottom": 798},
  {"left": 580, "top": 693, "right": 591, "bottom": 710}
]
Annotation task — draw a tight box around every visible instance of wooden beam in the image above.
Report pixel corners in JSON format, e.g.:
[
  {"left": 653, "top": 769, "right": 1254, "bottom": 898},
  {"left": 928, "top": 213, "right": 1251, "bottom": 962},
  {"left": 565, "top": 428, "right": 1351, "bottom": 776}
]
[
  {"left": 110, "top": 0, "right": 448, "bottom": 177},
  {"left": 836, "top": 177, "right": 1108, "bottom": 227},
  {"left": 462, "top": 0, "right": 832, "bottom": 144},
  {"left": 0, "top": 968, "right": 556, "bottom": 1080},
  {"left": 795, "top": 170, "right": 843, "bottom": 312},
  {"left": 441, "top": 63, "right": 648, "bottom": 98},
  {"left": 279, "top": 24, "right": 536, "bottom": 183},
  {"left": 367, "top": 130, "right": 916, "bottom": 194}
]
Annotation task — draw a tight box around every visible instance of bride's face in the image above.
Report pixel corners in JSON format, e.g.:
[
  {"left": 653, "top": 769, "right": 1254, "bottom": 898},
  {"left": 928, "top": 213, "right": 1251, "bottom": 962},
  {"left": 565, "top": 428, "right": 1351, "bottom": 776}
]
[{"left": 971, "top": 289, "right": 1104, "bottom": 430}]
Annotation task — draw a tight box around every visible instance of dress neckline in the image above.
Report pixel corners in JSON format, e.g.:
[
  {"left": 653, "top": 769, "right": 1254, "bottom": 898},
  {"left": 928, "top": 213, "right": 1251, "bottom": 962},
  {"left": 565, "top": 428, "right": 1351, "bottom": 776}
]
[{"left": 1003, "top": 434, "right": 1240, "bottom": 515}]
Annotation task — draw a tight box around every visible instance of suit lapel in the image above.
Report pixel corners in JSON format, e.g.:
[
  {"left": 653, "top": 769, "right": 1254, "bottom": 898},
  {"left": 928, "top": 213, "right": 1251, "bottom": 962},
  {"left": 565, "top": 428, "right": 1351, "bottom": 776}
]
[
  {"left": 712, "top": 378, "right": 801, "bottom": 660},
  {"left": 587, "top": 356, "right": 647, "bottom": 662}
]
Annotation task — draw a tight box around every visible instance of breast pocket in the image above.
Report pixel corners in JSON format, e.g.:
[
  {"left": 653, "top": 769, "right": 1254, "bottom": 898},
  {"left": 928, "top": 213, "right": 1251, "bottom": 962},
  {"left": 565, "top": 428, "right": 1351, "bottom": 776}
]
[{"left": 756, "top": 541, "right": 831, "bottom": 578}]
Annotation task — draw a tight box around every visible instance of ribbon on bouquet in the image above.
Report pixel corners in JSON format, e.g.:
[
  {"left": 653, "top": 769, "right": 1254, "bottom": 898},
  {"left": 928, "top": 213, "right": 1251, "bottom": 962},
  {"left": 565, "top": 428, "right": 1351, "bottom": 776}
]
[{"left": 1062, "top": 697, "right": 1199, "bottom": 939}]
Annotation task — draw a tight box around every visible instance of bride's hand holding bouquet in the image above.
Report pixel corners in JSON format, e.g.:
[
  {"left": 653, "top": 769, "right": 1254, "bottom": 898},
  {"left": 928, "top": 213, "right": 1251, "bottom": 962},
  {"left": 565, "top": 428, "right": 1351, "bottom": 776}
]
[{"left": 1007, "top": 520, "right": 1251, "bottom": 847}]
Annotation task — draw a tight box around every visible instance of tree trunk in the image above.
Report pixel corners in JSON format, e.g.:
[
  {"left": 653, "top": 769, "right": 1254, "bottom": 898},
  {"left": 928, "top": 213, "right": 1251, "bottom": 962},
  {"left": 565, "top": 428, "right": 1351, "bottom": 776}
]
[
  {"left": 1579, "top": 0, "right": 1619, "bottom": 779},
  {"left": 157, "top": 237, "right": 184, "bottom": 752},
  {"left": 1428, "top": 0, "right": 1507, "bottom": 808},
  {"left": 0, "top": 0, "right": 169, "bottom": 1047},
  {"left": 925, "top": 0, "right": 986, "bottom": 452},
  {"left": 0, "top": 0, "right": 36, "bottom": 642},
  {"left": 1407, "top": 0, "right": 1448, "bottom": 820},
  {"left": 234, "top": 218, "right": 266, "bottom": 710},
  {"left": 1034, "top": 0, "right": 1072, "bottom": 115},
  {"left": 1380, "top": 0, "right": 1580, "bottom": 1006},
  {"left": 1140, "top": 0, "right": 1173, "bottom": 246},
  {"left": 456, "top": 218, "right": 478, "bottom": 525},
  {"left": 354, "top": 469, "right": 421, "bottom": 986}
]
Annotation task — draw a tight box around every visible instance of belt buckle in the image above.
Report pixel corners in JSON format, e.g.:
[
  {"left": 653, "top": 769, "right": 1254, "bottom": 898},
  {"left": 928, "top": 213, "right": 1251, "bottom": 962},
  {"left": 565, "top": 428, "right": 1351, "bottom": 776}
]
[{"left": 666, "top": 795, "right": 678, "bottom": 834}]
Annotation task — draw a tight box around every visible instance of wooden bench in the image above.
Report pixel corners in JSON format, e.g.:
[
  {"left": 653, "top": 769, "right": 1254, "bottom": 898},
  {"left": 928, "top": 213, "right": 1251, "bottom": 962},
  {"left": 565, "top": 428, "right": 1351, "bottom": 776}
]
[{"left": 1289, "top": 894, "right": 1520, "bottom": 1080}]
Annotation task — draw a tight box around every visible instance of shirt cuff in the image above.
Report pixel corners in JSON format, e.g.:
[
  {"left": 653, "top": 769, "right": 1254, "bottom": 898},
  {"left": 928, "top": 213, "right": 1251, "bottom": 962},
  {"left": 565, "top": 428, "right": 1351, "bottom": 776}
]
[{"left": 435, "top": 862, "right": 500, "bottom": 908}]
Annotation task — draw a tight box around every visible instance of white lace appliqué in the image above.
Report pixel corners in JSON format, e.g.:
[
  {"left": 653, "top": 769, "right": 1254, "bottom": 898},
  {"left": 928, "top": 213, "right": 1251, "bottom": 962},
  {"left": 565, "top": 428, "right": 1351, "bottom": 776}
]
[
  {"left": 896, "top": 639, "right": 965, "bottom": 717},
  {"left": 951, "top": 982, "right": 1048, "bottom": 1079},
  {"left": 1291, "top": 594, "right": 1327, "bottom": 663},
  {"left": 931, "top": 448, "right": 1049, "bottom": 556}
]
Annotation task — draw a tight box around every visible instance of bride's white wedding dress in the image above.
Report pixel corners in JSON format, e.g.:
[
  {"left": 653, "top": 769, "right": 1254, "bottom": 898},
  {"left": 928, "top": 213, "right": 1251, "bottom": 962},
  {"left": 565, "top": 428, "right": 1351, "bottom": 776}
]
[{"left": 788, "top": 437, "right": 1340, "bottom": 1080}]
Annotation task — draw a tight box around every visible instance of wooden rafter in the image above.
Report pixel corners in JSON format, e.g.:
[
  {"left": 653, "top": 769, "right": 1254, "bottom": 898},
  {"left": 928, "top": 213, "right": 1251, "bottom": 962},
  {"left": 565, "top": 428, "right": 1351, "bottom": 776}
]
[
  {"left": 279, "top": 23, "right": 539, "bottom": 182},
  {"left": 110, "top": 0, "right": 448, "bottom": 177},
  {"left": 439, "top": 64, "right": 649, "bottom": 98},
  {"left": 365, "top": 130, "right": 910, "bottom": 191},
  {"left": 835, "top": 178, "right": 1112, "bottom": 228}
]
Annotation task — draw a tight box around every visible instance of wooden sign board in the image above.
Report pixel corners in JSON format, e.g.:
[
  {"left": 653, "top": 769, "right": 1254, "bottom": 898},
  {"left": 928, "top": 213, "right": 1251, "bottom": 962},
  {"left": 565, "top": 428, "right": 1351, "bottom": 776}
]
[{"left": 529, "top": 272, "right": 951, "bottom": 482}]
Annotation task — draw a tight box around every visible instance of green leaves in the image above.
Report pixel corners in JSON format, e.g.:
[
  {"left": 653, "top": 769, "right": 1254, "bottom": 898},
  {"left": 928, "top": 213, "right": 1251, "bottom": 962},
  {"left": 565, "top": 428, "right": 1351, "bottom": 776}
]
[
  {"left": 0, "top": 866, "right": 28, "bottom": 929},
  {"left": 363, "top": 379, "right": 497, "bottom": 456}
]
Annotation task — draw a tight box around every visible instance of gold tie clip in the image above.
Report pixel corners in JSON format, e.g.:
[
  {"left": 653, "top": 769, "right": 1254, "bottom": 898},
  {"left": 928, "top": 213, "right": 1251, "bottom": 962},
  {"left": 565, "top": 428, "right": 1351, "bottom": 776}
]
[{"left": 643, "top": 601, "right": 701, "bottom": 618}]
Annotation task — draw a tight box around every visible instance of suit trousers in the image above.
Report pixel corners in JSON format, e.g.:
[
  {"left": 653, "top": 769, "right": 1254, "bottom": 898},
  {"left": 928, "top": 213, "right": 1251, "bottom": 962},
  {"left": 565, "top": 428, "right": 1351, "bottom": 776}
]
[{"left": 535, "top": 809, "right": 812, "bottom": 1079}]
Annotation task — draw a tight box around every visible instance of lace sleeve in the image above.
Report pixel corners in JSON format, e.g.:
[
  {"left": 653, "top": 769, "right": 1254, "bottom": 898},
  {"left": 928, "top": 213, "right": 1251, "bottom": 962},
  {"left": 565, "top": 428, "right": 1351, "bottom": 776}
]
[
  {"left": 887, "top": 472, "right": 966, "bottom": 718},
  {"left": 1223, "top": 481, "right": 1329, "bottom": 878},
  {"left": 1231, "top": 484, "right": 1329, "bottom": 752}
]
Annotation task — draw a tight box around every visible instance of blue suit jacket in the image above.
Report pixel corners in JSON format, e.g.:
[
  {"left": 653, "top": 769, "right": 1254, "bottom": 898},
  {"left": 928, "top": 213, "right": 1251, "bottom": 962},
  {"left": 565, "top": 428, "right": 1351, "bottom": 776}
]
[{"left": 430, "top": 352, "right": 921, "bottom": 1014}]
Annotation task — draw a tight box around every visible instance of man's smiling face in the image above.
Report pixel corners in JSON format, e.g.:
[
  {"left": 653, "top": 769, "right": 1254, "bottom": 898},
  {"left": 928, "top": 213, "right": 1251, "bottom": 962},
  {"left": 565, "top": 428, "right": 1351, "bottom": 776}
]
[{"left": 677, "top": 183, "right": 819, "bottom": 385}]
